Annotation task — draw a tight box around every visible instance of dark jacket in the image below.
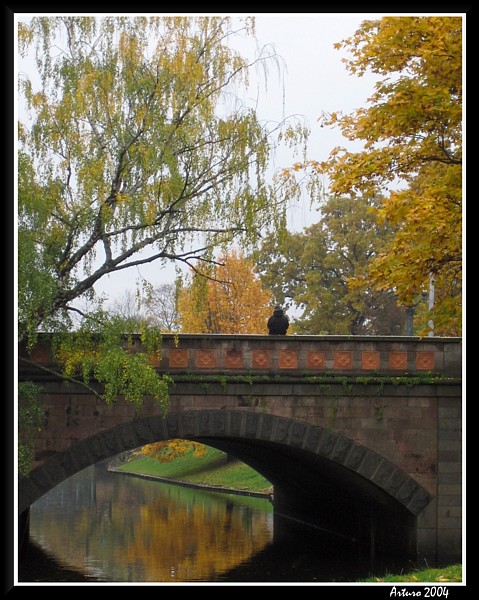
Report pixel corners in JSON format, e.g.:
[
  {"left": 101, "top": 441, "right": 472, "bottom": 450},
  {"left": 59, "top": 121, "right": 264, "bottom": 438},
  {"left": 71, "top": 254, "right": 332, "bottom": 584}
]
[{"left": 267, "top": 308, "right": 289, "bottom": 335}]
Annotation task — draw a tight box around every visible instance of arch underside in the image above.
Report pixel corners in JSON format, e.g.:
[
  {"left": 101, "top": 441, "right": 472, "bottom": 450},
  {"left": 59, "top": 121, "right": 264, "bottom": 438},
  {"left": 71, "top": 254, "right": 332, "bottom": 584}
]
[
  {"left": 20, "top": 410, "right": 433, "bottom": 560},
  {"left": 20, "top": 410, "right": 432, "bottom": 516}
]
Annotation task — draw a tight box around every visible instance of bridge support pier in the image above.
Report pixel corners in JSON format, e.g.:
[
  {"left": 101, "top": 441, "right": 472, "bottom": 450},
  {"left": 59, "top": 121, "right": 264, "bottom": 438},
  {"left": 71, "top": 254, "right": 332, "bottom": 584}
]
[{"left": 18, "top": 509, "right": 30, "bottom": 556}]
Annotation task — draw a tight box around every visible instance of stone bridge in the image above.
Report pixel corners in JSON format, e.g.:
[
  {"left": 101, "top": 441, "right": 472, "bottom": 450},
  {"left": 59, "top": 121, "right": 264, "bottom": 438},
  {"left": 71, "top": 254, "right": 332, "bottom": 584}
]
[{"left": 18, "top": 334, "right": 462, "bottom": 567}]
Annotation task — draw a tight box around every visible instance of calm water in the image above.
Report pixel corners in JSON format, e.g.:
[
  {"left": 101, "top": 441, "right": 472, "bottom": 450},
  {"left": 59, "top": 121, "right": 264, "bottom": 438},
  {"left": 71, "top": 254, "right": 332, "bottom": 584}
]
[{"left": 20, "top": 463, "right": 412, "bottom": 584}]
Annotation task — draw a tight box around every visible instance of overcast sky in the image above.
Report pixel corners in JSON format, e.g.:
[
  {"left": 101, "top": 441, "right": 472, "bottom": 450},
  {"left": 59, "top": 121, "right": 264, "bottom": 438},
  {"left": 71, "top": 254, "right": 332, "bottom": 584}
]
[
  {"left": 15, "top": 12, "right": 464, "bottom": 305},
  {"left": 236, "top": 13, "right": 383, "bottom": 230}
]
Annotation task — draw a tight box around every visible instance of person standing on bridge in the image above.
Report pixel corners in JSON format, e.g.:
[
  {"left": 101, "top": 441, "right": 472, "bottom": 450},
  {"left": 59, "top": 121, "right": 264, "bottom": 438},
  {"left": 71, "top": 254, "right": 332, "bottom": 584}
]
[{"left": 267, "top": 305, "right": 289, "bottom": 335}]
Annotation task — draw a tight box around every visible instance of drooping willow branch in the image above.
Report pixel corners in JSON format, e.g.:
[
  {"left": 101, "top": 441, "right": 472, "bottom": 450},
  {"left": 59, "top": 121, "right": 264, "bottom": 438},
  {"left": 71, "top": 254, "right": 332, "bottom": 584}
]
[{"left": 18, "top": 356, "right": 104, "bottom": 400}]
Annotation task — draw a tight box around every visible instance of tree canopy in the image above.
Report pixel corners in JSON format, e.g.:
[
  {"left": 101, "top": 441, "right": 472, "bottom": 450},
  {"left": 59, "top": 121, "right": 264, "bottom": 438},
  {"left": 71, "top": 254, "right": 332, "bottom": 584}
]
[
  {"left": 254, "top": 194, "right": 407, "bottom": 335},
  {"left": 283, "top": 16, "right": 462, "bottom": 335},
  {"left": 177, "top": 249, "right": 273, "bottom": 334},
  {"left": 17, "top": 16, "right": 308, "bottom": 411}
]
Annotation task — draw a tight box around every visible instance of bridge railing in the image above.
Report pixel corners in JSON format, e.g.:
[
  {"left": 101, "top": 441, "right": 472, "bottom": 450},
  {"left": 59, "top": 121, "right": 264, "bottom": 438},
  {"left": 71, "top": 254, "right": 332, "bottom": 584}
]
[{"left": 19, "top": 333, "right": 462, "bottom": 380}]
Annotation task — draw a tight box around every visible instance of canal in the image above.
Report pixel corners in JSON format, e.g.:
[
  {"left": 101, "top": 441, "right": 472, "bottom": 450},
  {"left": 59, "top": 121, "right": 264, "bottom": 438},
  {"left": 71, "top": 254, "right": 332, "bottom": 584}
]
[{"left": 18, "top": 462, "right": 413, "bottom": 584}]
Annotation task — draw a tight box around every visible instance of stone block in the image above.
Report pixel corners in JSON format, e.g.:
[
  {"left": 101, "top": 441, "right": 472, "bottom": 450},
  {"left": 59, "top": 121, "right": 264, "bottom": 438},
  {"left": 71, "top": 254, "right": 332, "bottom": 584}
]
[
  {"left": 437, "top": 516, "right": 461, "bottom": 529},
  {"left": 289, "top": 421, "right": 307, "bottom": 447},
  {"left": 211, "top": 411, "right": 227, "bottom": 436},
  {"left": 229, "top": 412, "right": 243, "bottom": 436},
  {"left": 317, "top": 430, "right": 338, "bottom": 457},
  {"left": 87, "top": 434, "right": 111, "bottom": 462},
  {"left": 272, "top": 417, "right": 290, "bottom": 443},
  {"left": 259, "top": 414, "right": 275, "bottom": 441},
  {"left": 406, "top": 486, "right": 433, "bottom": 515},
  {"left": 329, "top": 436, "right": 352, "bottom": 464},
  {"left": 302, "top": 426, "right": 323, "bottom": 453},
  {"left": 371, "top": 460, "right": 395, "bottom": 488},
  {"left": 179, "top": 413, "right": 198, "bottom": 437},
  {"left": 357, "top": 452, "right": 382, "bottom": 479},
  {"left": 344, "top": 444, "right": 367, "bottom": 471},
  {"left": 244, "top": 412, "right": 259, "bottom": 437}
]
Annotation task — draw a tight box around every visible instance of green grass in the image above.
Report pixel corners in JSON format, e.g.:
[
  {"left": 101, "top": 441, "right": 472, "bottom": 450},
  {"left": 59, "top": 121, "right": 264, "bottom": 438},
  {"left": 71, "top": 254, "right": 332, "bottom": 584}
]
[
  {"left": 115, "top": 445, "right": 273, "bottom": 494},
  {"left": 359, "top": 563, "right": 462, "bottom": 583}
]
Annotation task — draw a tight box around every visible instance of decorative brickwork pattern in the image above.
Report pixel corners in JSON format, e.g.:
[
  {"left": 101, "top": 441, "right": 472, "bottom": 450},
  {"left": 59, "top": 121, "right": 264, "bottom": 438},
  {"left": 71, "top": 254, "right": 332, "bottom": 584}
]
[
  {"left": 389, "top": 351, "right": 407, "bottom": 370},
  {"left": 195, "top": 349, "right": 216, "bottom": 368},
  {"left": 252, "top": 349, "right": 271, "bottom": 368},
  {"left": 225, "top": 350, "right": 244, "bottom": 368},
  {"left": 416, "top": 351, "right": 435, "bottom": 370},
  {"left": 334, "top": 351, "right": 353, "bottom": 369},
  {"left": 169, "top": 349, "right": 188, "bottom": 368},
  {"left": 307, "top": 351, "right": 325, "bottom": 369},
  {"left": 279, "top": 350, "right": 298, "bottom": 369},
  {"left": 361, "top": 351, "right": 380, "bottom": 370}
]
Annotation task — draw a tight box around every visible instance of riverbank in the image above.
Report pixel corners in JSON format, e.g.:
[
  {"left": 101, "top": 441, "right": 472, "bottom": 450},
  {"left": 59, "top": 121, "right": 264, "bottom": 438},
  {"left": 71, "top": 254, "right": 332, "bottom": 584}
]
[
  {"left": 111, "top": 444, "right": 274, "bottom": 496},
  {"left": 108, "top": 464, "right": 273, "bottom": 500}
]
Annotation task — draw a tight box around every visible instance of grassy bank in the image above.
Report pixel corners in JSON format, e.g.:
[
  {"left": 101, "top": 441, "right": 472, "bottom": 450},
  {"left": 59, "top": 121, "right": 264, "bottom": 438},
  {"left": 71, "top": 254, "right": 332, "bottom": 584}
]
[
  {"left": 359, "top": 563, "right": 462, "bottom": 583},
  {"left": 114, "top": 444, "right": 273, "bottom": 495}
]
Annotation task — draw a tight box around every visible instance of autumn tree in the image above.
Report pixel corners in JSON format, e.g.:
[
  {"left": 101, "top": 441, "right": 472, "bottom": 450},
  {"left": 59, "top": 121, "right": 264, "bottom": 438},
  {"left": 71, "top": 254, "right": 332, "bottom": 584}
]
[
  {"left": 284, "top": 16, "right": 462, "bottom": 335},
  {"left": 136, "top": 440, "right": 208, "bottom": 462},
  {"left": 254, "top": 195, "right": 406, "bottom": 335},
  {"left": 177, "top": 249, "right": 273, "bottom": 333},
  {"left": 17, "top": 16, "right": 308, "bottom": 416}
]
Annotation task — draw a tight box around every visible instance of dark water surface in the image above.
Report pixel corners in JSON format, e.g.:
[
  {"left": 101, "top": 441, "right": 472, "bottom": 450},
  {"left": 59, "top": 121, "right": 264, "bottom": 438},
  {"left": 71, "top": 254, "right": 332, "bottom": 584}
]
[{"left": 18, "top": 463, "right": 413, "bottom": 584}]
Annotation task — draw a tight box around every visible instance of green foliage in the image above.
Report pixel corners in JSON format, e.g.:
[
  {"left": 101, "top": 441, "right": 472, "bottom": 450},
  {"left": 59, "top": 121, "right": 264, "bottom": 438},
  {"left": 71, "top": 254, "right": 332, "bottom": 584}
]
[
  {"left": 18, "top": 16, "right": 308, "bottom": 341},
  {"left": 254, "top": 195, "right": 406, "bottom": 334},
  {"left": 17, "top": 16, "right": 308, "bottom": 426},
  {"left": 18, "top": 381, "right": 45, "bottom": 477},
  {"left": 54, "top": 314, "right": 172, "bottom": 413},
  {"left": 166, "top": 372, "right": 455, "bottom": 388}
]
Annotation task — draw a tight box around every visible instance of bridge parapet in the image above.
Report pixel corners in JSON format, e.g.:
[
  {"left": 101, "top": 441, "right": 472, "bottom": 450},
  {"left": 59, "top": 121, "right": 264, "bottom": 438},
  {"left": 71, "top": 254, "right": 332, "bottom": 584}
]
[{"left": 20, "top": 334, "right": 462, "bottom": 380}]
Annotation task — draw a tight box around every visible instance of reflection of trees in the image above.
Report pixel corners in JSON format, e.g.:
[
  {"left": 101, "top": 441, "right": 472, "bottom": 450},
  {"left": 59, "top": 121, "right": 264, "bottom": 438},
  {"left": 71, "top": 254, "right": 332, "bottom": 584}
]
[
  {"left": 119, "top": 489, "right": 272, "bottom": 581},
  {"left": 29, "top": 466, "right": 273, "bottom": 582}
]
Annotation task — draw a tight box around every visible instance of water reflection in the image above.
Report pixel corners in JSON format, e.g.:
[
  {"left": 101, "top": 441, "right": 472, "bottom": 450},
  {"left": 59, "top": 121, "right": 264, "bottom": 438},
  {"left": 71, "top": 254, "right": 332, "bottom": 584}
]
[{"left": 29, "top": 464, "right": 274, "bottom": 582}]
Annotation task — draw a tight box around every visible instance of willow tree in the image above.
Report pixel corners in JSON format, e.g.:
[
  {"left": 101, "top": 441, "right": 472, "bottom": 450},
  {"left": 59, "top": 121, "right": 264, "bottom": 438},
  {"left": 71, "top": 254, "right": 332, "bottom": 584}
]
[
  {"left": 17, "top": 16, "right": 307, "bottom": 417},
  {"left": 285, "top": 16, "right": 462, "bottom": 335}
]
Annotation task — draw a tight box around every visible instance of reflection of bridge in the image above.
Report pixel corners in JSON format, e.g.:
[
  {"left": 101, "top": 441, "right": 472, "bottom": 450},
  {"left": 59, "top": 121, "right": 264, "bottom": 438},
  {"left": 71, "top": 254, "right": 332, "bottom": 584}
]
[{"left": 18, "top": 334, "right": 462, "bottom": 566}]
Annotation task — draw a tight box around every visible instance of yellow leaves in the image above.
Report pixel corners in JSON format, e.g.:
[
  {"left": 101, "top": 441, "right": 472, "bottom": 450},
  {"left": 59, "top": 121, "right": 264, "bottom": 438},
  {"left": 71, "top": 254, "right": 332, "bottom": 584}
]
[
  {"left": 137, "top": 440, "right": 207, "bottom": 462},
  {"left": 18, "top": 22, "right": 34, "bottom": 55},
  {"left": 301, "top": 16, "right": 462, "bottom": 335},
  {"left": 144, "top": 200, "right": 157, "bottom": 226},
  {"left": 115, "top": 192, "right": 131, "bottom": 204}
]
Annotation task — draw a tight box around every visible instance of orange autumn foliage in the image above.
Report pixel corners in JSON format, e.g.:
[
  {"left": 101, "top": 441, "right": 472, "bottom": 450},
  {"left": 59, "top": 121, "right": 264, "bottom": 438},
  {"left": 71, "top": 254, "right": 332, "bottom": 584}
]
[{"left": 177, "top": 249, "right": 273, "bottom": 334}]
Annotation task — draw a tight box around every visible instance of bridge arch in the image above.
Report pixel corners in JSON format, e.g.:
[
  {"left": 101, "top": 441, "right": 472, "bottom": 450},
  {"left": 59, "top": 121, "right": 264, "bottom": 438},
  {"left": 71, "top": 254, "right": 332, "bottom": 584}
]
[
  {"left": 20, "top": 410, "right": 431, "bottom": 560},
  {"left": 19, "top": 334, "right": 462, "bottom": 566},
  {"left": 20, "top": 410, "right": 431, "bottom": 515}
]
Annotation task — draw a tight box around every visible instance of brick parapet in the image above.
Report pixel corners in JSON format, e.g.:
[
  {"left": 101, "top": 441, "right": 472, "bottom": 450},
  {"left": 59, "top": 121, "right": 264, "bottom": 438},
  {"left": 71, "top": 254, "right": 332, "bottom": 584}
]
[{"left": 19, "top": 333, "right": 462, "bottom": 379}]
